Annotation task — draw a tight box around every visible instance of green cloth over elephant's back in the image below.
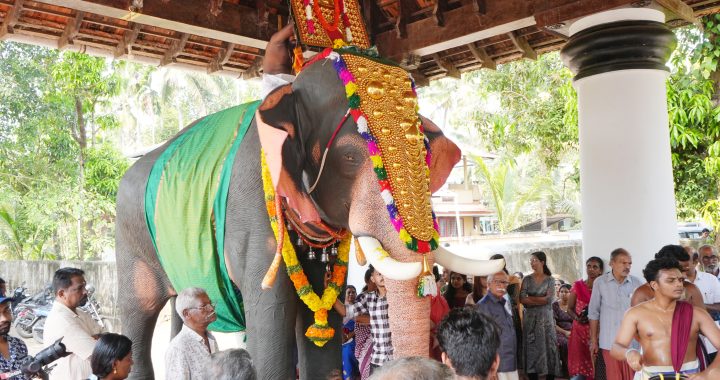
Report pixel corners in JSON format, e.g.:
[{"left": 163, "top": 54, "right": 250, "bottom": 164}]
[{"left": 144, "top": 100, "right": 260, "bottom": 332}]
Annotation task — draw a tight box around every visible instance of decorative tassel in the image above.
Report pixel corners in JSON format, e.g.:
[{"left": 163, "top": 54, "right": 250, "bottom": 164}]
[
  {"left": 293, "top": 45, "right": 305, "bottom": 75},
  {"left": 416, "top": 255, "right": 437, "bottom": 297},
  {"left": 261, "top": 185, "right": 287, "bottom": 289},
  {"left": 354, "top": 237, "right": 367, "bottom": 266},
  {"left": 305, "top": 309, "right": 334, "bottom": 347}
]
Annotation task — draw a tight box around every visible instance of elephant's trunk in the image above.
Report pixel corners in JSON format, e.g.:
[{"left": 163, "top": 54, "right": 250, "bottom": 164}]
[{"left": 348, "top": 161, "right": 504, "bottom": 359}]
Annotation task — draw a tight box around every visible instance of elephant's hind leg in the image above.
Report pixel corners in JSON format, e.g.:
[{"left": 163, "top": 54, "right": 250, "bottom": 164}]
[
  {"left": 117, "top": 237, "right": 175, "bottom": 380},
  {"left": 116, "top": 156, "right": 176, "bottom": 380}
]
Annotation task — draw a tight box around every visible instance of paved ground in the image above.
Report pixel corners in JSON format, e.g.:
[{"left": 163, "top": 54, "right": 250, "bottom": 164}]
[{"left": 12, "top": 302, "right": 246, "bottom": 379}]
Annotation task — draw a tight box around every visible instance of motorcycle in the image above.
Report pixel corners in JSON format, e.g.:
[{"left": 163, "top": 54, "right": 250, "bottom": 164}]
[
  {"left": 9, "top": 282, "right": 28, "bottom": 312},
  {"left": 31, "top": 284, "right": 113, "bottom": 344},
  {"left": 13, "top": 284, "right": 54, "bottom": 340}
]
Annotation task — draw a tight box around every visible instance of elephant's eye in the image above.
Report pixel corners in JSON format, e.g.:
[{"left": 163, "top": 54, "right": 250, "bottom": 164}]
[{"left": 344, "top": 153, "right": 355, "bottom": 161}]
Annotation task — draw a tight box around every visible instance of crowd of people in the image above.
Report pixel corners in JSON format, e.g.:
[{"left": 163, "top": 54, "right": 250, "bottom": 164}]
[
  {"left": 0, "top": 267, "right": 258, "bottom": 380},
  {"left": 3, "top": 243, "right": 720, "bottom": 380},
  {"left": 335, "top": 243, "right": 720, "bottom": 380}
]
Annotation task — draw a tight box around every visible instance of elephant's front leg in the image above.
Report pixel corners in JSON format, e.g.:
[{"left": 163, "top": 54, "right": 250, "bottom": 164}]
[
  {"left": 295, "top": 248, "right": 343, "bottom": 379},
  {"left": 239, "top": 233, "right": 300, "bottom": 380}
]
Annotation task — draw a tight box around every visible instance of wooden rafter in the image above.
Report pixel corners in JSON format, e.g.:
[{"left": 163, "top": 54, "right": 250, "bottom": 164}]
[
  {"left": 160, "top": 32, "right": 189, "bottom": 66},
  {"left": 507, "top": 30, "right": 536, "bottom": 60},
  {"left": 114, "top": 23, "right": 141, "bottom": 58},
  {"left": 58, "top": 11, "right": 84, "bottom": 49},
  {"left": 208, "top": 41, "right": 236, "bottom": 73},
  {"left": 432, "top": 0, "right": 447, "bottom": 27},
  {"left": 467, "top": 42, "right": 496, "bottom": 70},
  {"left": 210, "top": 0, "right": 224, "bottom": 17},
  {"left": 432, "top": 53, "right": 460, "bottom": 79},
  {"left": 241, "top": 56, "right": 263, "bottom": 80},
  {"left": 0, "top": 0, "right": 25, "bottom": 39},
  {"left": 395, "top": 0, "right": 414, "bottom": 38},
  {"left": 410, "top": 69, "right": 429, "bottom": 87},
  {"left": 656, "top": 0, "right": 699, "bottom": 24},
  {"left": 473, "top": 0, "right": 486, "bottom": 14},
  {"left": 33, "top": 0, "right": 273, "bottom": 49}
]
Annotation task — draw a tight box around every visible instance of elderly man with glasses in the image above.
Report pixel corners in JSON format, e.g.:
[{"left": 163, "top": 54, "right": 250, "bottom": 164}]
[
  {"left": 165, "top": 287, "right": 219, "bottom": 379},
  {"left": 477, "top": 271, "right": 519, "bottom": 380}
]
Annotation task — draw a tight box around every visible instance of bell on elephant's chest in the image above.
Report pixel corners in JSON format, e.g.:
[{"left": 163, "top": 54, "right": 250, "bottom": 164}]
[
  {"left": 320, "top": 248, "right": 329, "bottom": 263},
  {"left": 308, "top": 249, "right": 316, "bottom": 260}
]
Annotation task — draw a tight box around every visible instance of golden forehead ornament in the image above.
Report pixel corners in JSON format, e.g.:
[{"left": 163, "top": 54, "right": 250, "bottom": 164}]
[{"left": 341, "top": 54, "right": 435, "bottom": 242}]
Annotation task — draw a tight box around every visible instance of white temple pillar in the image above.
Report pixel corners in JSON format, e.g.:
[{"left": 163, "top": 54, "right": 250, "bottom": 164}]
[{"left": 560, "top": 8, "right": 679, "bottom": 277}]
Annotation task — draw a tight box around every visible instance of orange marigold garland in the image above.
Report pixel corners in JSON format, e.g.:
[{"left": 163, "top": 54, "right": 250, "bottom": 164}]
[{"left": 261, "top": 150, "right": 350, "bottom": 347}]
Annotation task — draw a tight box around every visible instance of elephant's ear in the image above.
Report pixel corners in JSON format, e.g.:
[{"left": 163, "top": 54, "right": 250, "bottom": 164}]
[
  {"left": 257, "top": 84, "right": 321, "bottom": 223},
  {"left": 421, "top": 115, "right": 461, "bottom": 193}
]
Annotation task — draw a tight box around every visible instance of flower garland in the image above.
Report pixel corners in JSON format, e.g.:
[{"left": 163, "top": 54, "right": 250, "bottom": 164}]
[
  {"left": 313, "top": 48, "right": 440, "bottom": 255},
  {"left": 261, "top": 150, "right": 350, "bottom": 347}
]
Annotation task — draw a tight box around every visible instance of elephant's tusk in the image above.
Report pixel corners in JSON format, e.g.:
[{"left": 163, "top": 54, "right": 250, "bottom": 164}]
[
  {"left": 356, "top": 236, "right": 422, "bottom": 281},
  {"left": 434, "top": 246, "right": 506, "bottom": 276}
]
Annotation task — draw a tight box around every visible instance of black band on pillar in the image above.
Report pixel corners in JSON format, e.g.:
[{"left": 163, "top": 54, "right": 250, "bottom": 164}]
[{"left": 560, "top": 20, "right": 677, "bottom": 81}]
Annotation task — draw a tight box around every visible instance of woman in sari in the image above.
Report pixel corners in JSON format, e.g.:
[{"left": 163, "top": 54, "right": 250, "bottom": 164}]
[
  {"left": 342, "top": 285, "right": 359, "bottom": 380},
  {"left": 354, "top": 269, "right": 375, "bottom": 380},
  {"left": 567, "top": 256, "right": 604, "bottom": 380}
]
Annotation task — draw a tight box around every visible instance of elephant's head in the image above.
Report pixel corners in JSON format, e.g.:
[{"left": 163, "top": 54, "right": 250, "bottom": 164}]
[{"left": 256, "top": 50, "right": 504, "bottom": 357}]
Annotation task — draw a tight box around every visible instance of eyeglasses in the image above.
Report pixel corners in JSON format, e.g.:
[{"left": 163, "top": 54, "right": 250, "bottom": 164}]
[
  {"left": 190, "top": 302, "right": 216, "bottom": 312},
  {"left": 492, "top": 280, "right": 509, "bottom": 286}
]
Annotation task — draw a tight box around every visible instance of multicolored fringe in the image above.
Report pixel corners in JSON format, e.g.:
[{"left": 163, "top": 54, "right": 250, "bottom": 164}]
[{"left": 314, "top": 48, "right": 440, "bottom": 254}]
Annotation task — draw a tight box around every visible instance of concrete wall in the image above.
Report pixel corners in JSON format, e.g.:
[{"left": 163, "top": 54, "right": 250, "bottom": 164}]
[{"left": 0, "top": 260, "right": 119, "bottom": 330}]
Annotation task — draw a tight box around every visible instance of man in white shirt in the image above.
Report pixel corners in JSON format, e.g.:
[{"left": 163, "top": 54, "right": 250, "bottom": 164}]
[
  {"left": 687, "top": 251, "right": 720, "bottom": 319},
  {"left": 44, "top": 267, "right": 102, "bottom": 380},
  {"left": 699, "top": 245, "right": 719, "bottom": 278},
  {"left": 165, "top": 287, "right": 219, "bottom": 380}
]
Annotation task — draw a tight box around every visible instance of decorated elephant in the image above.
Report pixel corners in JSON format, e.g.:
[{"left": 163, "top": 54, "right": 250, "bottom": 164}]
[{"left": 115, "top": 47, "right": 503, "bottom": 379}]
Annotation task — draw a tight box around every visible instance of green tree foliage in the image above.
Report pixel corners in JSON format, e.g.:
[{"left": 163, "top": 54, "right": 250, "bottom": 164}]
[
  {"left": 419, "top": 53, "right": 580, "bottom": 231},
  {"left": 668, "top": 16, "right": 720, "bottom": 234},
  {"left": 0, "top": 40, "right": 261, "bottom": 260}
]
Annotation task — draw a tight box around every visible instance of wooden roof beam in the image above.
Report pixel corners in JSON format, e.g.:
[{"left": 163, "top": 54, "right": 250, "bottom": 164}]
[
  {"left": 467, "top": 42, "right": 496, "bottom": 70},
  {"left": 432, "top": 53, "right": 461, "bottom": 79},
  {"left": 410, "top": 69, "right": 429, "bottom": 87},
  {"left": 114, "top": 23, "right": 141, "bottom": 58},
  {"left": 208, "top": 41, "right": 236, "bottom": 74},
  {"left": 655, "top": 0, "right": 699, "bottom": 25},
  {"left": 432, "top": 0, "right": 447, "bottom": 27},
  {"left": 241, "top": 56, "right": 263, "bottom": 80},
  {"left": 58, "top": 11, "right": 84, "bottom": 49},
  {"left": 507, "top": 30, "right": 536, "bottom": 60},
  {"left": 0, "top": 0, "right": 24, "bottom": 39},
  {"left": 160, "top": 32, "right": 189, "bottom": 66},
  {"left": 376, "top": 0, "right": 635, "bottom": 61},
  {"left": 34, "top": 0, "right": 273, "bottom": 49}
]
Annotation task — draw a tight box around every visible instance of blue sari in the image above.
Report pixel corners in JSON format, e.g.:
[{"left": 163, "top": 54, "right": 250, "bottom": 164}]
[{"left": 342, "top": 319, "right": 358, "bottom": 380}]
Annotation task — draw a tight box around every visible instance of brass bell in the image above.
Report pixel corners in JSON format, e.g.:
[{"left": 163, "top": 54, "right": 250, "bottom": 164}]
[
  {"left": 320, "top": 248, "right": 329, "bottom": 263},
  {"left": 297, "top": 236, "right": 303, "bottom": 246},
  {"left": 331, "top": 245, "right": 338, "bottom": 256},
  {"left": 308, "top": 249, "right": 316, "bottom": 260}
]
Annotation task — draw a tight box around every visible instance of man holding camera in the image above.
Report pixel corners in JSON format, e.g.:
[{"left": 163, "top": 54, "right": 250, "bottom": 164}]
[
  {"left": 0, "top": 295, "right": 29, "bottom": 380},
  {"left": 44, "top": 267, "right": 101, "bottom": 380}
]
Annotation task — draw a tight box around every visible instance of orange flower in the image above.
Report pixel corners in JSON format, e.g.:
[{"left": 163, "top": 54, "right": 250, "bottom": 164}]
[{"left": 290, "top": 272, "right": 308, "bottom": 288}]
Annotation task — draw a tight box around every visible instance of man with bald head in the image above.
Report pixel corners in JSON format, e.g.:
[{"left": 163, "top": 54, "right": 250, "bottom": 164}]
[{"left": 477, "top": 271, "right": 518, "bottom": 380}]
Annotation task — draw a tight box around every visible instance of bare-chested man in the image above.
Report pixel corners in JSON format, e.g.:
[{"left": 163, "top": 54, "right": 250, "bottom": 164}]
[
  {"left": 612, "top": 257, "right": 720, "bottom": 379},
  {"left": 631, "top": 244, "right": 705, "bottom": 309}
]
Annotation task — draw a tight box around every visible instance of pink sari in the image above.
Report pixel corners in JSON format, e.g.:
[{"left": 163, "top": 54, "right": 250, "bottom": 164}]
[
  {"left": 354, "top": 323, "right": 373, "bottom": 380},
  {"left": 568, "top": 279, "right": 594, "bottom": 379}
]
